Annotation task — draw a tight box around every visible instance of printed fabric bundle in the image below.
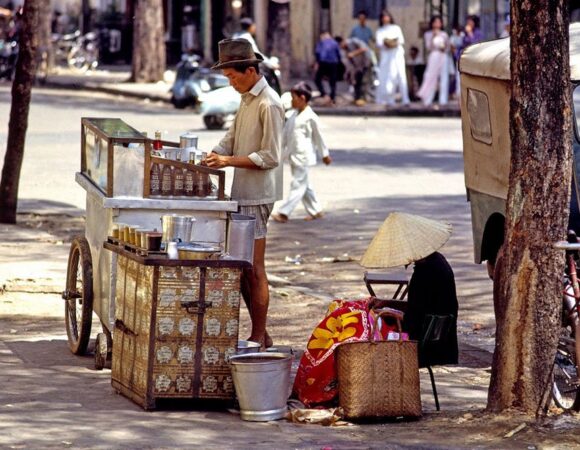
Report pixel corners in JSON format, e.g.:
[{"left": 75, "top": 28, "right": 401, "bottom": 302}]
[{"left": 292, "top": 298, "right": 401, "bottom": 407}]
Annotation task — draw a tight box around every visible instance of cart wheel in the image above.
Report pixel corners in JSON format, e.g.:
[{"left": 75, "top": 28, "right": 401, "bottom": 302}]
[
  {"left": 94, "top": 332, "right": 110, "bottom": 370},
  {"left": 63, "top": 236, "right": 93, "bottom": 355}
]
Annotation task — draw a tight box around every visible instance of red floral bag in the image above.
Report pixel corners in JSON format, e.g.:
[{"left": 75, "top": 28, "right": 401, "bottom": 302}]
[{"left": 292, "top": 298, "right": 397, "bottom": 407}]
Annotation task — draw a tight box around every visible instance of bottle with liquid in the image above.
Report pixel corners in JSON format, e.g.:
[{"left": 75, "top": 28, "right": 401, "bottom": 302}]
[
  {"left": 198, "top": 151, "right": 210, "bottom": 197},
  {"left": 160, "top": 152, "right": 174, "bottom": 196},
  {"left": 184, "top": 152, "right": 195, "bottom": 196},
  {"left": 149, "top": 132, "right": 161, "bottom": 196},
  {"left": 173, "top": 152, "right": 185, "bottom": 196},
  {"left": 153, "top": 131, "right": 163, "bottom": 155}
]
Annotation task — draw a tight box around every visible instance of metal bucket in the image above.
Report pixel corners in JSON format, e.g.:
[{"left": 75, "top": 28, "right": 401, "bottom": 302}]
[
  {"left": 160, "top": 214, "right": 195, "bottom": 245},
  {"left": 236, "top": 340, "right": 261, "bottom": 354},
  {"left": 226, "top": 213, "right": 256, "bottom": 263},
  {"left": 229, "top": 352, "right": 292, "bottom": 421}
]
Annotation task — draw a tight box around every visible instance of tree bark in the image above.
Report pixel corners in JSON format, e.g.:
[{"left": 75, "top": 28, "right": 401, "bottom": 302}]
[
  {"left": 268, "top": 2, "right": 291, "bottom": 89},
  {"left": 487, "top": 1, "right": 571, "bottom": 413},
  {"left": 131, "top": 0, "right": 166, "bottom": 83},
  {"left": 0, "top": 0, "right": 40, "bottom": 224}
]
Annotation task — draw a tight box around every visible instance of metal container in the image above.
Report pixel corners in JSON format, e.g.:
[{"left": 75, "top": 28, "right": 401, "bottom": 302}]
[
  {"left": 177, "top": 243, "right": 221, "bottom": 260},
  {"left": 161, "top": 214, "right": 196, "bottom": 245},
  {"left": 226, "top": 213, "right": 256, "bottom": 263},
  {"left": 236, "top": 340, "right": 261, "bottom": 354},
  {"left": 229, "top": 352, "right": 293, "bottom": 421},
  {"left": 179, "top": 133, "right": 198, "bottom": 149}
]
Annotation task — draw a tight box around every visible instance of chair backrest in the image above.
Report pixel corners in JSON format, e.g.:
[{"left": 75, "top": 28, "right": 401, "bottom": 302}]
[{"left": 419, "top": 314, "right": 455, "bottom": 348}]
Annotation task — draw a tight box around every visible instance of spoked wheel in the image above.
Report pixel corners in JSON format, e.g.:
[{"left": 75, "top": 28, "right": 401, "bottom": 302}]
[
  {"left": 67, "top": 47, "right": 90, "bottom": 73},
  {"left": 63, "top": 237, "right": 94, "bottom": 355},
  {"left": 552, "top": 334, "right": 580, "bottom": 411}
]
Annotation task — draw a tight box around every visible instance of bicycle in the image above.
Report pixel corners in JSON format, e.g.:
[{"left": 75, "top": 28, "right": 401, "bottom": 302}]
[{"left": 552, "top": 232, "right": 580, "bottom": 411}]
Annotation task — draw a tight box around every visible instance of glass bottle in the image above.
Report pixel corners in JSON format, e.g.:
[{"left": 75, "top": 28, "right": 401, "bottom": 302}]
[
  {"left": 153, "top": 131, "right": 163, "bottom": 154},
  {"left": 149, "top": 134, "right": 161, "bottom": 196},
  {"left": 160, "top": 152, "right": 173, "bottom": 196},
  {"left": 173, "top": 152, "right": 185, "bottom": 196},
  {"left": 199, "top": 151, "right": 210, "bottom": 197},
  {"left": 184, "top": 152, "right": 195, "bottom": 196}
]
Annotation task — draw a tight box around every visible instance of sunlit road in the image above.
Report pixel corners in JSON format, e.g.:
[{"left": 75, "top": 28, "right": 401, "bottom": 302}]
[{"left": 0, "top": 84, "right": 493, "bottom": 335}]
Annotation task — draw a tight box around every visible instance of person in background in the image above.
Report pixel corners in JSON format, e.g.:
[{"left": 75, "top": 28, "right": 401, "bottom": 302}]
[
  {"left": 350, "top": 10, "right": 373, "bottom": 45},
  {"left": 336, "top": 36, "right": 372, "bottom": 106},
  {"left": 375, "top": 10, "right": 410, "bottom": 106},
  {"left": 271, "top": 82, "right": 331, "bottom": 223},
  {"left": 233, "top": 17, "right": 261, "bottom": 56},
  {"left": 449, "top": 25, "right": 464, "bottom": 99},
  {"left": 314, "top": 31, "right": 342, "bottom": 105},
  {"left": 462, "top": 15, "right": 483, "bottom": 48},
  {"left": 417, "top": 15, "right": 450, "bottom": 107},
  {"left": 205, "top": 39, "right": 284, "bottom": 349},
  {"left": 499, "top": 15, "right": 510, "bottom": 38},
  {"left": 406, "top": 45, "right": 425, "bottom": 101}
]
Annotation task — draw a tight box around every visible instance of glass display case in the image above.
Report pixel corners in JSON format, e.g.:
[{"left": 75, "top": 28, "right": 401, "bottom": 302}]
[{"left": 81, "top": 118, "right": 225, "bottom": 199}]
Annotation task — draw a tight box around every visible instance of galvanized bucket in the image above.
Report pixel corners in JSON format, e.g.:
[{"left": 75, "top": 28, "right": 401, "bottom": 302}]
[
  {"left": 236, "top": 340, "right": 261, "bottom": 355},
  {"left": 229, "top": 352, "right": 292, "bottom": 421}
]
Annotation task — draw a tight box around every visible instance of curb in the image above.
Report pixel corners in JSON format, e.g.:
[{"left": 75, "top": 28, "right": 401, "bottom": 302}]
[
  {"left": 43, "top": 80, "right": 171, "bottom": 104},
  {"left": 41, "top": 77, "right": 460, "bottom": 118}
]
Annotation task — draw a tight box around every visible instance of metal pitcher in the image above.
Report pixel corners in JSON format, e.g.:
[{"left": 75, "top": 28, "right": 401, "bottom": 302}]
[{"left": 160, "top": 214, "right": 196, "bottom": 245}]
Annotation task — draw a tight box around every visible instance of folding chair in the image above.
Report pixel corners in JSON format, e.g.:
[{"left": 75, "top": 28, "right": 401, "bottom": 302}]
[{"left": 419, "top": 313, "right": 456, "bottom": 411}]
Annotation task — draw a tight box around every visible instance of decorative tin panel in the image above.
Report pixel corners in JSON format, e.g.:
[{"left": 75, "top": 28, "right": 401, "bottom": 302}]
[
  {"left": 112, "top": 258, "right": 242, "bottom": 407},
  {"left": 111, "top": 255, "right": 155, "bottom": 399}
]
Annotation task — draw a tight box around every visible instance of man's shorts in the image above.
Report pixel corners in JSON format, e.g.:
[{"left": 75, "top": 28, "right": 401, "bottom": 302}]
[{"left": 239, "top": 203, "right": 274, "bottom": 239}]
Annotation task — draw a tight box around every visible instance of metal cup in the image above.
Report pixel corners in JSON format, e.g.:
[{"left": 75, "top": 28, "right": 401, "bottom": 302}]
[{"left": 180, "top": 133, "right": 198, "bottom": 149}]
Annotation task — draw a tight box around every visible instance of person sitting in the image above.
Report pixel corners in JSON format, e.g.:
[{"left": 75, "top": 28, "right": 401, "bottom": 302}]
[
  {"left": 361, "top": 212, "right": 458, "bottom": 366},
  {"left": 404, "top": 250, "right": 458, "bottom": 366}
]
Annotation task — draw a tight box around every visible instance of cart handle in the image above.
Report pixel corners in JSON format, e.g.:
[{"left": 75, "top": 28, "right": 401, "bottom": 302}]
[{"left": 180, "top": 300, "right": 213, "bottom": 314}]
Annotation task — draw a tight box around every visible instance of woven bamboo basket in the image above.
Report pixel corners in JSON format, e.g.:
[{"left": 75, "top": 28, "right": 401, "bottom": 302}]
[{"left": 336, "top": 314, "right": 422, "bottom": 420}]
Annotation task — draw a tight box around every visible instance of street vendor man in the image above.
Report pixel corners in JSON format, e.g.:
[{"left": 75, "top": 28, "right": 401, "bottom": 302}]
[{"left": 205, "top": 38, "right": 284, "bottom": 349}]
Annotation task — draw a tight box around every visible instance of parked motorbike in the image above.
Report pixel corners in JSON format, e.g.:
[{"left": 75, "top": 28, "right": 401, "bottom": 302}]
[
  {"left": 199, "top": 56, "right": 282, "bottom": 130},
  {"left": 170, "top": 53, "right": 230, "bottom": 109},
  {"left": 50, "top": 30, "right": 99, "bottom": 73},
  {"left": 0, "top": 38, "right": 18, "bottom": 81},
  {"left": 68, "top": 31, "right": 99, "bottom": 72}
]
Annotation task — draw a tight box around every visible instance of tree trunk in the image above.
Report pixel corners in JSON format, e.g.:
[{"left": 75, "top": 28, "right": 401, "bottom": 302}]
[
  {"left": 268, "top": 2, "right": 291, "bottom": 89},
  {"left": 487, "top": 1, "right": 572, "bottom": 413},
  {"left": 0, "top": 0, "right": 40, "bottom": 224},
  {"left": 131, "top": 0, "right": 166, "bottom": 83}
]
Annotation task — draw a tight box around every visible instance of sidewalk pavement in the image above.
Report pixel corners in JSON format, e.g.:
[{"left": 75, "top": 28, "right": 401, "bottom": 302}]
[
  {"left": 41, "top": 65, "right": 461, "bottom": 118},
  {"left": 0, "top": 219, "right": 570, "bottom": 449}
]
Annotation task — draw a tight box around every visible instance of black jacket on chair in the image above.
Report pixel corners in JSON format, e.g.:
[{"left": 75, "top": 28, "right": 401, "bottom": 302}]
[{"left": 403, "top": 251, "right": 459, "bottom": 367}]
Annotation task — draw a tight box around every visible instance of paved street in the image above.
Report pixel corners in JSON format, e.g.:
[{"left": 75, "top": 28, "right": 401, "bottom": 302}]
[{"left": 2, "top": 85, "right": 574, "bottom": 448}]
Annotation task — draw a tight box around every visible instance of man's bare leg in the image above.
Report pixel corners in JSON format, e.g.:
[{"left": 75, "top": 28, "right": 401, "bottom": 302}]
[
  {"left": 243, "top": 238, "right": 271, "bottom": 347},
  {"left": 240, "top": 274, "right": 273, "bottom": 347}
]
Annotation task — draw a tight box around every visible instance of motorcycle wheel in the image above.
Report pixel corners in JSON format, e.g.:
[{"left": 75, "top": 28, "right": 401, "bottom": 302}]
[
  {"left": 171, "top": 96, "right": 189, "bottom": 109},
  {"left": 67, "top": 46, "right": 90, "bottom": 73},
  {"left": 203, "top": 114, "right": 225, "bottom": 130}
]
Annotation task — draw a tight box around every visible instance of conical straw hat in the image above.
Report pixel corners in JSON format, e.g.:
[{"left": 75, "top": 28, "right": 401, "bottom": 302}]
[{"left": 360, "top": 212, "right": 453, "bottom": 268}]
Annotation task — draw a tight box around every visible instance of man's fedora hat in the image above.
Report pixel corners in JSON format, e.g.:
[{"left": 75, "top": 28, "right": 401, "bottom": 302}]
[{"left": 212, "top": 38, "right": 263, "bottom": 70}]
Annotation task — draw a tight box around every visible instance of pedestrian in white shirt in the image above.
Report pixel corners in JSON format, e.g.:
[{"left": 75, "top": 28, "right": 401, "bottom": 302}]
[{"left": 272, "top": 82, "right": 332, "bottom": 223}]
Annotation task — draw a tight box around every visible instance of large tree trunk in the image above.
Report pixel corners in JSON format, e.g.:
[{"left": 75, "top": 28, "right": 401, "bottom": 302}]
[
  {"left": 488, "top": 1, "right": 572, "bottom": 413},
  {"left": 131, "top": 0, "right": 166, "bottom": 83},
  {"left": 268, "top": 1, "right": 291, "bottom": 89},
  {"left": 0, "top": 0, "right": 40, "bottom": 224}
]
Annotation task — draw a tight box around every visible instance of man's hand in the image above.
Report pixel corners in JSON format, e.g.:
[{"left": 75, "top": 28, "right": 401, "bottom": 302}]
[
  {"left": 205, "top": 152, "right": 230, "bottom": 169},
  {"left": 322, "top": 155, "right": 332, "bottom": 165}
]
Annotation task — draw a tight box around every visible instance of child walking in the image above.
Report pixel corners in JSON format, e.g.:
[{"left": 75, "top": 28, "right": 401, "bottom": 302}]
[{"left": 271, "top": 82, "right": 332, "bottom": 223}]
